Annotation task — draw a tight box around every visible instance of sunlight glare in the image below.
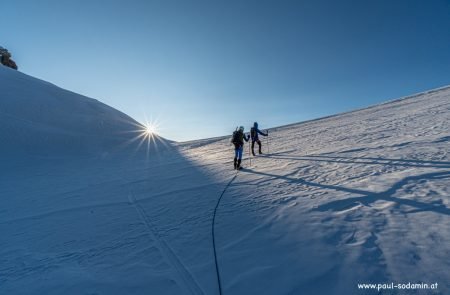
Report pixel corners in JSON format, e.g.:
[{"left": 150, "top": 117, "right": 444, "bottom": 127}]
[{"left": 145, "top": 123, "right": 157, "bottom": 135}]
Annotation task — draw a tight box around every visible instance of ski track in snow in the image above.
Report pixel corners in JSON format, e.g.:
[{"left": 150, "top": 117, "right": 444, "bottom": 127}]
[{"left": 128, "top": 192, "right": 205, "bottom": 295}]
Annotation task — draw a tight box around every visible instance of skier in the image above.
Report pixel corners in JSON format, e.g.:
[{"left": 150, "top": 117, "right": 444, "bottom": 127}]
[
  {"left": 231, "top": 126, "right": 250, "bottom": 170},
  {"left": 250, "top": 122, "right": 268, "bottom": 156}
]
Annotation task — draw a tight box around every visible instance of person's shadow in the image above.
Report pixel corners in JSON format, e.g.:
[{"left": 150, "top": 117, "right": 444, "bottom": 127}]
[
  {"left": 261, "top": 153, "right": 450, "bottom": 169},
  {"left": 243, "top": 154, "right": 450, "bottom": 215}
]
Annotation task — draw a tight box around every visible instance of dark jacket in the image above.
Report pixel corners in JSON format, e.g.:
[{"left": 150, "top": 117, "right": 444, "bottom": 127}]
[{"left": 250, "top": 123, "right": 267, "bottom": 141}]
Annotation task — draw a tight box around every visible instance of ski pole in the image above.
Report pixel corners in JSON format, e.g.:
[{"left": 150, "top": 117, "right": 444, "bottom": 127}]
[
  {"left": 248, "top": 141, "right": 251, "bottom": 167},
  {"left": 267, "top": 129, "right": 270, "bottom": 154}
]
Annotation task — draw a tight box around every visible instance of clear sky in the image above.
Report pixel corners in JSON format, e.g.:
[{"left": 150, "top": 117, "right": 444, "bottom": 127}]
[{"left": 2, "top": 0, "right": 450, "bottom": 141}]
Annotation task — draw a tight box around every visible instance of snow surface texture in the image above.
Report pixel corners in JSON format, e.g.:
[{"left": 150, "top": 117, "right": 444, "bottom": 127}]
[{"left": 1, "top": 65, "right": 449, "bottom": 294}]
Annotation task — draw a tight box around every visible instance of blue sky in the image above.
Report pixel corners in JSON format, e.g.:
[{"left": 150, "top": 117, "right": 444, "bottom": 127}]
[{"left": 2, "top": 0, "right": 450, "bottom": 141}]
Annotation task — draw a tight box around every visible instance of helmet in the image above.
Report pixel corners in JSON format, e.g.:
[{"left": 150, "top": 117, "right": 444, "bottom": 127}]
[
  {"left": 239, "top": 126, "right": 244, "bottom": 131},
  {"left": 254, "top": 122, "right": 258, "bottom": 127}
]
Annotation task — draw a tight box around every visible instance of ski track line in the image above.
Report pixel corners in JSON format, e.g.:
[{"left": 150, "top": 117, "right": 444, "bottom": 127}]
[
  {"left": 128, "top": 193, "right": 205, "bottom": 295},
  {"left": 212, "top": 172, "right": 238, "bottom": 295}
]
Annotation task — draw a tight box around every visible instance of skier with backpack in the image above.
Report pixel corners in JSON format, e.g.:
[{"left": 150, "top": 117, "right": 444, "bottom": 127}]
[
  {"left": 231, "top": 126, "right": 250, "bottom": 170},
  {"left": 250, "top": 122, "right": 268, "bottom": 156}
]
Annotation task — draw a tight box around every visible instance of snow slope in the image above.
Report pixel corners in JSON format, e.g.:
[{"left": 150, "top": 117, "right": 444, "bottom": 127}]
[
  {"left": 1, "top": 65, "right": 449, "bottom": 295},
  {"left": 0, "top": 65, "right": 168, "bottom": 158},
  {"left": 180, "top": 87, "right": 450, "bottom": 294}
]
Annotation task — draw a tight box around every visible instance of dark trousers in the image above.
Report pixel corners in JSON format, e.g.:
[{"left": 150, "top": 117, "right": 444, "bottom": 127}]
[{"left": 251, "top": 140, "right": 262, "bottom": 155}]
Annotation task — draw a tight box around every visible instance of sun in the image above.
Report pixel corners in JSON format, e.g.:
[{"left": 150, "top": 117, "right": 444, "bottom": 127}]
[
  {"left": 141, "top": 118, "right": 161, "bottom": 138},
  {"left": 145, "top": 123, "right": 158, "bottom": 135},
  {"left": 120, "top": 115, "right": 167, "bottom": 158}
]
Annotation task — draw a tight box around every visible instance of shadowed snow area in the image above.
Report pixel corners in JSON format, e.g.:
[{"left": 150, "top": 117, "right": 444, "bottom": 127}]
[
  {"left": 1, "top": 65, "right": 449, "bottom": 295},
  {"left": 0, "top": 66, "right": 170, "bottom": 158}
]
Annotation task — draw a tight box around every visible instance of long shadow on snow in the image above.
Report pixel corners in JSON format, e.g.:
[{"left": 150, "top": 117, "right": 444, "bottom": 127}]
[
  {"left": 262, "top": 154, "right": 450, "bottom": 169},
  {"left": 242, "top": 169, "right": 450, "bottom": 216},
  {"left": 308, "top": 154, "right": 450, "bottom": 167}
]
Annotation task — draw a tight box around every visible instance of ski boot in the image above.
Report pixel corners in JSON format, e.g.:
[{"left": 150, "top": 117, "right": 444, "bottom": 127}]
[{"left": 237, "top": 159, "right": 242, "bottom": 170}]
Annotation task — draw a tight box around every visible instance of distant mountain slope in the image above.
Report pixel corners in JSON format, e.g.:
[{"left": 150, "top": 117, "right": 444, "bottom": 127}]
[{"left": 0, "top": 65, "right": 163, "bottom": 157}]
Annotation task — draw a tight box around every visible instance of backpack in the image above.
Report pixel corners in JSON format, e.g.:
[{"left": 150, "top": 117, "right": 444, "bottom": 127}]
[
  {"left": 232, "top": 130, "right": 240, "bottom": 144},
  {"left": 232, "top": 127, "right": 246, "bottom": 146}
]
